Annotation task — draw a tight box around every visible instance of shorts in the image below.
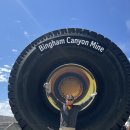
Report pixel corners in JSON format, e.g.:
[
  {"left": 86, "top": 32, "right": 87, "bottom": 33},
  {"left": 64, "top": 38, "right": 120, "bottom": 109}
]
[{"left": 59, "top": 126, "right": 75, "bottom": 130}]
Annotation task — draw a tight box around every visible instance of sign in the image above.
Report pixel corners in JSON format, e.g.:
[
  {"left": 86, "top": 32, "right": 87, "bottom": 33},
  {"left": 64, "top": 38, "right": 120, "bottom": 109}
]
[{"left": 37, "top": 36, "right": 106, "bottom": 54}]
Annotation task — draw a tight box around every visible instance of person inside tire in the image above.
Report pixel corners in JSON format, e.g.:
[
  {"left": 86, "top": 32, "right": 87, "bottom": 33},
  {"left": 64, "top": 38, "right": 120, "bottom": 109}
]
[{"left": 44, "top": 83, "right": 97, "bottom": 130}]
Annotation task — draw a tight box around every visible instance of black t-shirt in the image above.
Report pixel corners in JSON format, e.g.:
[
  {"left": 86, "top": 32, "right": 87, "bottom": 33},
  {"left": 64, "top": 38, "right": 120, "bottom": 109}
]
[
  {"left": 49, "top": 93, "right": 93, "bottom": 128},
  {"left": 60, "top": 104, "right": 80, "bottom": 127}
]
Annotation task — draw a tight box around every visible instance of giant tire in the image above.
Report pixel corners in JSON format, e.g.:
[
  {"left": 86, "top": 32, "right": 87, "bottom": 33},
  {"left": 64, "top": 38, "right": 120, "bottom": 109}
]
[{"left": 8, "top": 28, "right": 130, "bottom": 130}]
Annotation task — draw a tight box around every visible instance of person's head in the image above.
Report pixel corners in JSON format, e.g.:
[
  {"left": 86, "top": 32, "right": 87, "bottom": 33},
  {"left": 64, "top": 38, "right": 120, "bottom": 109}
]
[{"left": 66, "top": 95, "right": 74, "bottom": 106}]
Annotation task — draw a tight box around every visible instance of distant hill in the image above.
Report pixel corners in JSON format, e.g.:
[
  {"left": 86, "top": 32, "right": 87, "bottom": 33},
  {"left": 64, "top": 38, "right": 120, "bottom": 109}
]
[{"left": 0, "top": 115, "right": 16, "bottom": 130}]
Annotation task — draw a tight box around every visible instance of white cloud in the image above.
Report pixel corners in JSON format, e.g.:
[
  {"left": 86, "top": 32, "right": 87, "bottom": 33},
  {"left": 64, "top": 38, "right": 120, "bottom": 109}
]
[
  {"left": 128, "top": 58, "right": 130, "bottom": 61},
  {"left": 4, "top": 65, "right": 11, "bottom": 68},
  {"left": 0, "top": 75, "right": 8, "bottom": 82},
  {"left": 0, "top": 100, "right": 13, "bottom": 117},
  {"left": 126, "top": 20, "right": 130, "bottom": 31},
  {"left": 0, "top": 65, "right": 12, "bottom": 83},
  {"left": 23, "top": 31, "right": 33, "bottom": 38},
  {"left": 0, "top": 68, "right": 11, "bottom": 73},
  {"left": 12, "top": 49, "right": 18, "bottom": 53},
  {"left": 24, "top": 31, "right": 29, "bottom": 36}
]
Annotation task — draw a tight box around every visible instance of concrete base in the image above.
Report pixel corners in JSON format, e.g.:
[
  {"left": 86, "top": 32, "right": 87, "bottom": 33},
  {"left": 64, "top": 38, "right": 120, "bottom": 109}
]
[{"left": 4, "top": 123, "right": 21, "bottom": 130}]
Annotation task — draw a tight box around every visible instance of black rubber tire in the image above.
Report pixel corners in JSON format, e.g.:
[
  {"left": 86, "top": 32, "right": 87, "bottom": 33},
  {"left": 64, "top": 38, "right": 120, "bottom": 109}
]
[{"left": 8, "top": 28, "right": 130, "bottom": 130}]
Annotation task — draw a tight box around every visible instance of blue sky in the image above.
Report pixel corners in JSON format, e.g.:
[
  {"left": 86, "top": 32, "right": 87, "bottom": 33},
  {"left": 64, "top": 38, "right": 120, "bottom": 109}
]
[{"left": 0, "top": 0, "right": 130, "bottom": 116}]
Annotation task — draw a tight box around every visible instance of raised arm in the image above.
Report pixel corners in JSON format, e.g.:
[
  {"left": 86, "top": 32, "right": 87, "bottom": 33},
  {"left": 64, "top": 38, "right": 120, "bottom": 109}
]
[
  {"left": 43, "top": 83, "right": 62, "bottom": 108},
  {"left": 47, "top": 92, "right": 62, "bottom": 108},
  {"left": 78, "top": 92, "right": 97, "bottom": 110}
]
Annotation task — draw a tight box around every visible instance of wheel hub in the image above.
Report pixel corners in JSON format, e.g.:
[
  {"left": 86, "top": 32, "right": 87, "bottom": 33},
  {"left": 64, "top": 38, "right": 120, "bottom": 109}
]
[{"left": 46, "top": 63, "right": 97, "bottom": 110}]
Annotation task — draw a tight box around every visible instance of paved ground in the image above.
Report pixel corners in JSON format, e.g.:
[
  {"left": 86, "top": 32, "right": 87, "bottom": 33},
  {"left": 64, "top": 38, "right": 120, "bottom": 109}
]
[{"left": 0, "top": 116, "right": 16, "bottom": 130}]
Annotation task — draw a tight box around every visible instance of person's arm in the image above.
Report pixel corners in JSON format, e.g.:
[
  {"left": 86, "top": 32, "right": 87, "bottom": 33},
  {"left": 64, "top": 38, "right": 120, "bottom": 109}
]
[
  {"left": 47, "top": 92, "right": 62, "bottom": 108},
  {"left": 44, "top": 83, "right": 62, "bottom": 108},
  {"left": 78, "top": 92, "right": 97, "bottom": 110}
]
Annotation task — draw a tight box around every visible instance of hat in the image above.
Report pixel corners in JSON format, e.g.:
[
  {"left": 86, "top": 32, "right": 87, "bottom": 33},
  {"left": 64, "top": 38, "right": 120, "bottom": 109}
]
[{"left": 66, "top": 95, "right": 74, "bottom": 100}]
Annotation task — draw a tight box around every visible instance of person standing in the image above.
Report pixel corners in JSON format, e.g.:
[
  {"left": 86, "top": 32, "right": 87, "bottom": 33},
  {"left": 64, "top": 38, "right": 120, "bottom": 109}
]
[{"left": 44, "top": 83, "right": 97, "bottom": 130}]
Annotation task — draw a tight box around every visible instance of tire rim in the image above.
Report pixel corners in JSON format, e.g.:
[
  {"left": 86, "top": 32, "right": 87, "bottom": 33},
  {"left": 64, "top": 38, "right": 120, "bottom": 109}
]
[{"left": 46, "top": 63, "right": 97, "bottom": 110}]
